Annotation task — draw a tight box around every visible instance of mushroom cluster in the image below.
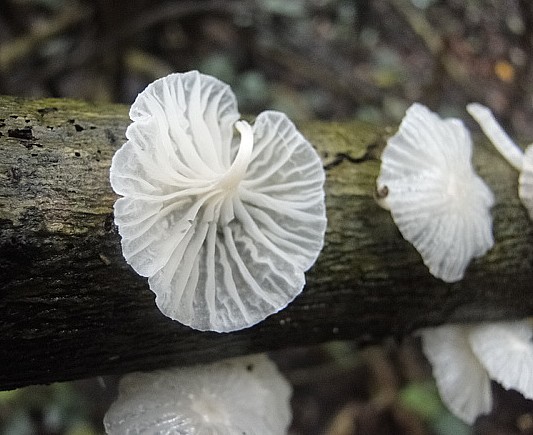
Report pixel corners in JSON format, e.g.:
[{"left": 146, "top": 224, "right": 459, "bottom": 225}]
[
  {"left": 106, "top": 70, "right": 530, "bottom": 432},
  {"left": 110, "top": 71, "right": 327, "bottom": 332},
  {"left": 377, "top": 102, "right": 533, "bottom": 424},
  {"left": 376, "top": 103, "right": 495, "bottom": 282},
  {"left": 420, "top": 319, "right": 533, "bottom": 424},
  {"left": 103, "top": 354, "right": 292, "bottom": 435}
]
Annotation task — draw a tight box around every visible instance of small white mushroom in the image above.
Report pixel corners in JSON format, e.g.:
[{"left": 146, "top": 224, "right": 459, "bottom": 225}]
[
  {"left": 420, "top": 319, "right": 533, "bottom": 425},
  {"left": 103, "top": 354, "right": 292, "bottom": 435},
  {"left": 419, "top": 324, "right": 492, "bottom": 424},
  {"left": 376, "top": 103, "right": 495, "bottom": 282},
  {"left": 520, "top": 147, "right": 533, "bottom": 217},
  {"left": 110, "top": 71, "right": 327, "bottom": 332},
  {"left": 467, "top": 102, "right": 533, "bottom": 220},
  {"left": 466, "top": 103, "right": 524, "bottom": 170},
  {"left": 468, "top": 319, "right": 533, "bottom": 400}
]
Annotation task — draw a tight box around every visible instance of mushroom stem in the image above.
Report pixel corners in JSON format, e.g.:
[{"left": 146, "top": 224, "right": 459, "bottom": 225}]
[
  {"left": 467, "top": 103, "right": 524, "bottom": 171},
  {"left": 216, "top": 120, "right": 254, "bottom": 191}
]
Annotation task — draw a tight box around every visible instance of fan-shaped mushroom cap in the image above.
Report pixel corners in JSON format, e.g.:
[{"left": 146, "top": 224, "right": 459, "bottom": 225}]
[
  {"left": 103, "top": 354, "right": 292, "bottom": 435},
  {"left": 110, "top": 71, "right": 326, "bottom": 332},
  {"left": 376, "top": 103, "right": 495, "bottom": 282},
  {"left": 467, "top": 102, "right": 533, "bottom": 220},
  {"left": 468, "top": 320, "right": 533, "bottom": 400},
  {"left": 420, "top": 325, "right": 492, "bottom": 424}
]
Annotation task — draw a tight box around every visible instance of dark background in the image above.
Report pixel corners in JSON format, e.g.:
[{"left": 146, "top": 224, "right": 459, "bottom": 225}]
[
  {"left": 1, "top": 0, "right": 532, "bottom": 434},
  {"left": 1, "top": 0, "right": 532, "bottom": 136}
]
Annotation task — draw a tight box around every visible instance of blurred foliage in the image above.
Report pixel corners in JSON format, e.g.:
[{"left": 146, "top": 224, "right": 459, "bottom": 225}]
[
  {"left": 0, "top": 382, "right": 104, "bottom": 435},
  {"left": 399, "top": 381, "right": 472, "bottom": 435},
  {"left": 399, "top": 381, "right": 446, "bottom": 422},
  {"left": 0, "top": 0, "right": 532, "bottom": 136}
]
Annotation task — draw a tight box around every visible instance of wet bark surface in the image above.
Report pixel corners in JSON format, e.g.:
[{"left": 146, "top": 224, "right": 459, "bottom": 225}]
[{"left": 1, "top": 95, "right": 532, "bottom": 390}]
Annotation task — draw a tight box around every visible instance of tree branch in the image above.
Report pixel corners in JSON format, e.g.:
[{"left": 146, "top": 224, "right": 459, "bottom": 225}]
[{"left": 0, "top": 95, "right": 532, "bottom": 391}]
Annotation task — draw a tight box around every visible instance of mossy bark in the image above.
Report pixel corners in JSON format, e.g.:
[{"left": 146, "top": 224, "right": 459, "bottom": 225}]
[{"left": 0, "top": 95, "right": 532, "bottom": 390}]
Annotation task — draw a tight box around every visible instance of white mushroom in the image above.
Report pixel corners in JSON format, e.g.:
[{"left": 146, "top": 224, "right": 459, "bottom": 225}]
[
  {"left": 419, "top": 324, "right": 492, "bottom": 424},
  {"left": 376, "top": 103, "right": 495, "bottom": 282},
  {"left": 419, "top": 319, "right": 533, "bottom": 425},
  {"left": 467, "top": 102, "right": 533, "bottom": 220},
  {"left": 520, "top": 147, "right": 533, "bottom": 217},
  {"left": 468, "top": 319, "right": 533, "bottom": 400},
  {"left": 110, "top": 71, "right": 326, "bottom": 332},
  {"left": 103, "top": 354, "right": 292, "bottom": 435},
  {"left": 466, "top": 103, "right": 524, "bottom": 170}
]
